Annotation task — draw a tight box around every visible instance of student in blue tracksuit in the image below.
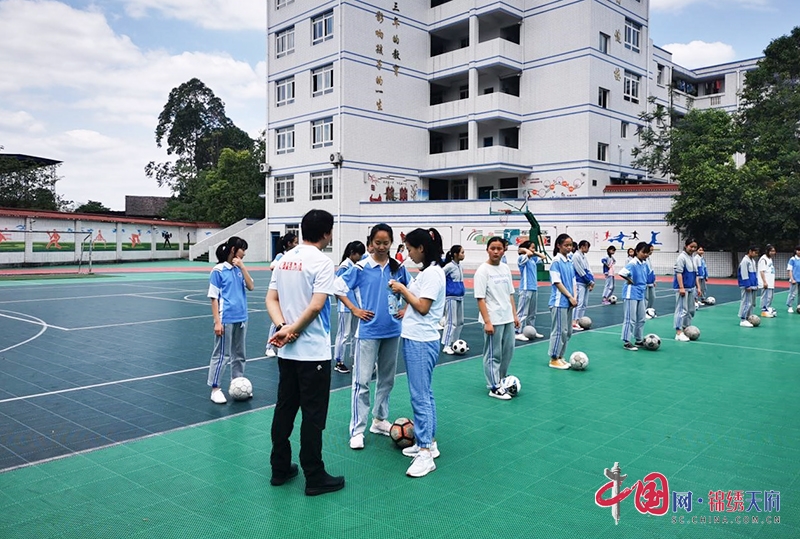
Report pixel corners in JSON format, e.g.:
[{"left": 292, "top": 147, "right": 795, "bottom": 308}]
[
  {"left": 571, "top": 240, "right": 595, "bottom": 330},
  {"left": 441, "top": 245, "right": 466, "bottom": 354},
  {"left": 787, "top": 246, "right": 800, "bottom": 313},
  {"left": 514, "top": 240, "right": 546, "bottom": 341},
  {"left": 673, "top": 238, "right": 700, "bottom": 342},
  {"left": 333, "top": 241, "right": 366, "bottom": 374},
  {"left": 645, "top": 244, "right": 657, "bottom": 311},
  {"left": 267, "top": 233, "right": 298, "bottom": 357},
  {"left": 695, "top": 246, "right": 709, "bottom": 304},
  {"left": 601, "top": 246, "right": 616, "bottom": 304},
  {"left": 618, "top": 242, "right": 655, "bottom": 351},
  {"left": 548, "top": 234, "right": 578, "bottom": 370},
  {"left": 738, "top": 246, "right": 760, "bottom": 327},
  {"left": 335, "top": 224, "right": 411, "bottom": 450}
]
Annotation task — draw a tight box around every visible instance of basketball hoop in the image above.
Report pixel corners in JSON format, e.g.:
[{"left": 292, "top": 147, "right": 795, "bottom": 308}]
[{"left": 498, "top": 209, "right": 511, "bottom": 226}]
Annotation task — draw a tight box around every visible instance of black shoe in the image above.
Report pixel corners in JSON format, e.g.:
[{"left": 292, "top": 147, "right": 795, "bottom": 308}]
[
  {"left": 334, "top": 362, "right": 350, "bottom": 374},
  {"left": 634, "top": 341, "right": 645, "bottom": 347},
  {"left": 623, "top": 342, "right": 639, "bottom": 351},
  {"left": 270, "top": 463, "right": 299, "bottom": 486},
  {"left": 305, "top": 473, "right": 345, "bottom": 496}
]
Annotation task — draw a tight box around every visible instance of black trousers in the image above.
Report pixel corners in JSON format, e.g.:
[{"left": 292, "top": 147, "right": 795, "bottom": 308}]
[{"left": 270, "top": 358, "right": 332, "bottom": 481}]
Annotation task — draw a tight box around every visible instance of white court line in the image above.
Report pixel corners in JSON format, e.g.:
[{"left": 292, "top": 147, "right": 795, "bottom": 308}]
[
  {"left": 0, "top": 311, "right": 49, "bottom": 353},
  {"left": 128, "top": 294, "right": 208, "bottom": 305},
  {"left": 0, "top": 289, "right": 205, "bottom": 305}
]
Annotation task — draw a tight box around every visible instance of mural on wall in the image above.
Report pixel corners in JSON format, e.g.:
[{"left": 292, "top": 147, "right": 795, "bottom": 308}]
[
  {"left": 363, "top": 172, "right": 427, "bottom": 202},
  {"left": 521, "top": 173, "right": 587, "bottom": 198},
  {"left": 463, "top": 226, "right": 555, "bottom": 250},
  {"left": 565, "top": 227, "right": 679, "bottom": 253},
  {"left": 0, "top": 222, "right": 25, "bottom": 252}
]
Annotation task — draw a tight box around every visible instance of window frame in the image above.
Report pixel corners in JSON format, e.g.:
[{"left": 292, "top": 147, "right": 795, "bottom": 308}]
[
  {"left": 623, "top": 70, "right": 641, "bottom": 104},
  {"left": 276, "top": 26, "right": 295, "bottom": 58},
  {"left": 276, "top": 76, "right": 295, "bottom": 107},
  {"left": 598, "top": 87, "right": 609, "bottom": 109},
  {"left": 274, "top": 176, "right": 295, "bottom": 203},
  {"left": 311, "top": 64, "right": 334, "bottom": 97},
  {"left": 310, "top": 171, "right": 334, "bottom": 200},
  {"left": 312, "top": 11, "right": 334, "bottom": 45},
  {"left": 276, "top": 0, "right": 294, "bottom": 9},
  {"left": 599, "top": 32, "right": 610, "bottom": 54},
  {"left": 624, "top": 19, "right": 641, "bottom": 53},
  {"left": 276, "top": 125, "right": 295, "bottom": 154},
  {"left": 311, "top": 117, "right": 334, "bottom": 148},
  {"left": 597, "top": 143, "right": 609, "bottom": 162}
]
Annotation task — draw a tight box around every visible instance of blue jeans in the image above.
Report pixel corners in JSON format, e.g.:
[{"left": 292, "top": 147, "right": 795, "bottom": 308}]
[{"left": 402, "top": 339, "right": 438, "bottom": 448}]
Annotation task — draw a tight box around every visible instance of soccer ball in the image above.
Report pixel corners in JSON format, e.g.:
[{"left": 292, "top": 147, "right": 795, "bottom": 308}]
[
  {"left": 705, "top": 296, "right": 716, "bottom": 305},
  {"left": 577, "top": 316, "right": 592, "bottom": 330},
  {"left": 228, "top": 377, "right": 253, "bottom": 401},
  {"left": 747, "top": 314, "right": 761, "bottom": 327},
  {"left": 451, "top": 339, "right": 469, "bottom": 355},
  {"left": 683, "top": 325, "right": 700, "bottom": 341},
  {"left": 796, "top": 306, "right": 800, "bottom": 314},
  {"left": 645, "top": 307, "right": 657, "bottom": 319},
  {"left": 389, "top": 418, "right": 415, "bottom": 448},
  {"left": 609, "top": 295, "right": 617, "bottom": 304},
  {"left": 643, "top": 333, "right": 661, "bottom": 351},
  {"left": 569, "top": 351, "right": 589, "bottom": 370},
  {"left": 522, "top": 325, "right": 539, "bottom": 339},
  {"left": 501, "top": 375, "right": 521, "bottom": 397}
]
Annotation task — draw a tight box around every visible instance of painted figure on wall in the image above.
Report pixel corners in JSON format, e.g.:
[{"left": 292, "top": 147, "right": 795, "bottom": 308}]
[{"left": 46, "top": 230, "right": 62, "bottom": 250}]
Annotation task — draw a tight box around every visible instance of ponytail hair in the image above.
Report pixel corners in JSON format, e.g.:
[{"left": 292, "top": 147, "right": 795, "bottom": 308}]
[
  {"left": 216, "top": 236, "right": 249, "bottom": 263},
  {"left": 367, "top": 223, "right": 401, "bottom": 273},
  {"left": 404, "top": 228, "right": 444, "bottom": 270},
  {"left": 634, "top": 241, "right": 650, "bottom": 254},
  {"left": 279, "top": 233, "right": 297, "bottom": 254},
  {"left": 340, "top": 240, "right": 366, "bottom": 263},
  {"left": 444, "top": 244, "right": 463, "bottom": 264},
  {"left": 552, "top": 233, "right": 571, "bottom": 257}
]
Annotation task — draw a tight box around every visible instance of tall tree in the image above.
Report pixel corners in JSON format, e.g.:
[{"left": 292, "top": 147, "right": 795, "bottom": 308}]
[
  {"left": 0, "top": 157, "right": 70, "bottom": 211},
  {"left": 74, "top": 200, "right": 111, "bottom": 214}
]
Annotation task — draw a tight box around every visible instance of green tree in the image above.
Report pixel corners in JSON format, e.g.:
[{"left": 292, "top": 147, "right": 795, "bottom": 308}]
[
  {"left": 0, "top": 157, "right": 70, "bottom": 211},
  {"left": 75, "top": 200, "right": 111, "bottom": 214}
]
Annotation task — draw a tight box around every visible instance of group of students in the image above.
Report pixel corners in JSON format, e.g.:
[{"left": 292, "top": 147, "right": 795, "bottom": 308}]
[{"left": 738, "top": 244, "right": 800, "bottom": 325}]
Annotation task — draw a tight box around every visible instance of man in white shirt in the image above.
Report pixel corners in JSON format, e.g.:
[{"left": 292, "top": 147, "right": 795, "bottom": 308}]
[{"left": 266, "top": 209, "right": 345, "bottom": 496}]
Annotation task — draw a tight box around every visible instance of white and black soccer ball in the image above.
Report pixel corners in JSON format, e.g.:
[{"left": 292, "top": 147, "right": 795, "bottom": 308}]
[
  {"left": 705, "top": 296, "right": 716, "bottom": 305},
  {"left": 643, "top": 333, "right": 661, "bottom": 351},
  {"left": 645, "top": 307, "right": 657, "bottom": 319},
  {"left": 609, "top": 295, "right": 617, "bottom": 304},
  {"left": 577, "top": 316, "right": 592, "bottom": 330},
  {"left": 683, "top": 325, "right": 701, "bottom": 340},
  {"left": 229, "top": 377, "right": 253, "bottom": 401},
  {"left": 501, "top": 375, "right": 521, "bottom": 397},
  {"left": 569, "top": 351, "right": 589, "bottom": 370},
  {"left": 451, "top": 339, "right": 469, "bottom": 355}
]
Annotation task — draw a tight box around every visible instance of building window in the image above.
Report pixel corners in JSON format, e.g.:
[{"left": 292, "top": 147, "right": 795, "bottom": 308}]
[
  {"left": 276, "top": 0, "right": 294, "bottom": 8},
  {"left": 458, "top": 132, "right": 468, "bottom": 150},
  {"left": 598, "top": 87, "right": 609, "bottom": 109},
  {"left": 483, "top": 136, "right": 493, "bottom": 147},
  {"left": 459, "top": 85, "right": 469, "bottom": 99},
  {"left": 276, "top": 77, "right": 294, "bottom": 106},
  {"left": 275, "top": 176, "right": 295, "bottom": 203},
  {"left": 452, "top": 179, "right": 467, "bottom": 200},
  {"left": 597, "top": 143, "right": 608, "bottom": 162},
  {"left": 311, "top": 64, "right": 334, "bottom": 96},
  {"left": 599, "top": 32, "right": 610, "bottom": 54},
  {"left": 657, "top": 64, "right": 665, "bottom": 85},
  {"left": 625, "top": 19, "right": 641, "bottom": 53},
  {"left": 624, "top": 71, "right": 641, "bottom": 103},
  {"left": 312, "top": 117, "right": 334, "bottom": 148},
  {"left": 310, "top": 171, "right": 334, "bottom": 200},
  {"left": 285, "top": 223, "right": 300, "bottom": 239},
  {"left": 312, "top": 11, "right": 334, "bottom": 45},
  {"left": 276, "top": 26, "right": 295, "bottom": 58},
  {"left": 621, "top": 121, "right": 629, "bottom": 139},
  {"left": 276, "top": 126, "right": 294, "bottom": 154}
]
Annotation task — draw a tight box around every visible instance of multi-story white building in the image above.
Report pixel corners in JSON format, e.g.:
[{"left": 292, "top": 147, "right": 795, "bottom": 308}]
[{"left": 262, "top": 0, "right": 759, "bottom": 265}]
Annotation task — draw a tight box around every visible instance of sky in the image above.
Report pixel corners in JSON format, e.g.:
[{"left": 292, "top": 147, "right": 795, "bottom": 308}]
[{"left": 0, "top": 0, "right": 796, "bottom": 210}]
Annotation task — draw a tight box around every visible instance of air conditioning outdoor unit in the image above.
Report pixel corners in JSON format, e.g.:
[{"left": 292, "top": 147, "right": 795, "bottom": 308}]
[
  {"left": 329, "top": 152, "right": 343, "bottom": 165},
  {"left": 259, "top": 163, "right": 271, "bottom": 174}
]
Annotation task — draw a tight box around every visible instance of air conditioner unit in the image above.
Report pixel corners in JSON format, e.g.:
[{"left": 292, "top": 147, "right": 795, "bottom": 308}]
[
  {"left": 329, "top": 152, "right": 343, "bottom": 165},
  {"left": 259, "top": 163, "right": 271, "bottom": 174}
]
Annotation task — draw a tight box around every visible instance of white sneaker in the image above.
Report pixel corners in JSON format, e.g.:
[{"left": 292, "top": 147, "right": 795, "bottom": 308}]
[
  {"left": 534, "top": 332, "right": 544, "bottom": 338},
  {"left": 436, "top": 323, "right": 445, "bottom": 331},
  {"left": 402, "top": 441, "right": 440, "bottom": 459},
  {"left": 442, "top": 346, "right": 454, "bottom": 355},
  {"left": 488, "top": 387, "right": 512, "bottom": 400},
  {"left": 369, "top": 418, "right": 392, "bottom": 436},
  {"left": 674, "top": 333, "right": 690, "bottom": 342},
  {"left": 265, "top": 348, "right": 277, "bottom": 358},
  {"left": 514, "top": 334, "right": 529, "bottom": 342},
  {"left": 406, "top": 451, "right": 436, "bottom": 477},
  {"left": 572, "top": 324, "right": 584, "bottom": 332},
  {"left": 210, "top": 389, "right": 227, "bottom": 404},
  {"left": 789, "top": 307, "right": 795, "bottom": 314},
  {"left": 740, "top": 320, "right": 754, "bottom": 327},
  {"left": 349, "top": 433, "right": 364, "bottom": 450}
]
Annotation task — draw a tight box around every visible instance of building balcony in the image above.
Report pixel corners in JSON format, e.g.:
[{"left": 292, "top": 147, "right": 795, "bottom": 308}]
[
  {"left": 474, "top": 91, "right": 520, "bottom": 120},
  {"left": 428, "top": 46, "right": 471, "bottom": 77},
  {"left": 426, "top": 145, "right": 525, "bottom": 176},
  {"left": 475, "top": 38, "right": 523, "bottom": 68}
]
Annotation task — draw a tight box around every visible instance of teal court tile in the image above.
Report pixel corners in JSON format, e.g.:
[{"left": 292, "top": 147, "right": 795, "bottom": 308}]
[{"left": 142, "top": 472, "right": 211, "bottom": 496}]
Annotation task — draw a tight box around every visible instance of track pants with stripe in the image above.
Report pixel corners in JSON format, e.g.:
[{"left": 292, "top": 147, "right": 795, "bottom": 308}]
[
  {"left": 573, "top": 284, "right": 589, "bottom": 320},
  {"left": 548, "top": 306, "right": 574, "bottom": 359},
  {"left": 787, "top": 283, "right": 799, "bottom": 309},
  {"left": 674, "top": 289, "right": 696, "bottom": 330},
  {"left": 441, "top": 298, "right": 464, "bottom": 346},
  {"left": 482, "top": 322, "right": 515, "bottom": 390},
  {"left": 739, "top": 288, "right": 756, "bottom": 319},
  {"left": 207, "top": 321, "right": 247, "bottom": 388},
  {"left": 349, "top": 337, "right": 399, "bottom": 437},
  {"left": 602, "top": 275, "right": 615, "bottom": 299},
  {"left": 760, "top": 288, "right": 774, "bottom": 312},
  {"left": 645, "top": 284, "right": 656, "bottom": 310},
  {"left": 622, "top": 299, "right": 646, "bottom": 344},
  {"left": 334, "top": 311, "right": 358, "bottom": 364},
  {"left": 515, "top": 290, "right": 538, "bottom": 333}
]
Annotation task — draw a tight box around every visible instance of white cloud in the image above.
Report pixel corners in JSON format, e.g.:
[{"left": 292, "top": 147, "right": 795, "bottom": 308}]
[
  {"left": 122, "top": 0, "right": 265, "bottom": 30},
  {"left": 651, "top": 0, "right": 771, "bottom": 12},
  {"left": 661, "top": 40, "right": 737, "bottom": 68},
  {"left": 0, "top": 0, "right": 266, "bottom": 209}
]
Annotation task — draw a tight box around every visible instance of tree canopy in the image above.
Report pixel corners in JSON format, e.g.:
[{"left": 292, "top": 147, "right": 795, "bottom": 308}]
[
  {"left": 74, "top": 200, "right": 112, "bottom": 214},
  {"left": 0, "top": 156, "right": 70, "bottom": 211}
]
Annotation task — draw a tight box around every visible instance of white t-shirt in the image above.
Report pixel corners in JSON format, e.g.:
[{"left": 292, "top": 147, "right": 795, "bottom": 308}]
[
  {"left": 474, "top": 262, "right": 515, "bottom": 325},
  {"left": 401, "top": 264, "right": 445, "bottom": 342},
  {"left": 268, "top": 244, "right": 335, "bottom": 361},
  {"left": 757, "top": 255, "right": 775, "bottom": 288}
]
